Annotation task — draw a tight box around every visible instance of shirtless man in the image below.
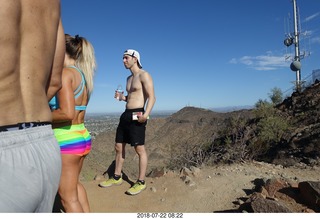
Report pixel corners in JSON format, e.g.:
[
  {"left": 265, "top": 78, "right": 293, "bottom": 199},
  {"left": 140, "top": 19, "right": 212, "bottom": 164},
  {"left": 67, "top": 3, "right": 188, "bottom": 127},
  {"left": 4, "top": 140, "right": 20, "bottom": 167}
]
[
  {"left": 99, "top": 49, "right": 156, "bottom": 195},
  {"left": 0, "top": 0, "right": 65, "bottom": 212}
]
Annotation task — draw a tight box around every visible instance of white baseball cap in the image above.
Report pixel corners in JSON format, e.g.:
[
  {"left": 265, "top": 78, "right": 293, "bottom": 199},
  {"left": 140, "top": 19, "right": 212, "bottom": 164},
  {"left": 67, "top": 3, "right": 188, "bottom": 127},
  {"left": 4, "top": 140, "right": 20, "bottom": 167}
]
[{"left": 123, "top": 49, "right": 142, "bottom": 68}]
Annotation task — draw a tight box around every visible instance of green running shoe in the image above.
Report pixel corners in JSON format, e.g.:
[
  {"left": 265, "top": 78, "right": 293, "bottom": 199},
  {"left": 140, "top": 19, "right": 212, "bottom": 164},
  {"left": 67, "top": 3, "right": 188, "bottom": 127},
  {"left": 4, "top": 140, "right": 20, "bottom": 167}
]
[
  {"left": 99, "top": 177, "right": 123, "bottom": 188},
  {"left": 126, "top": 181, "right": 147, "bottom": 195}
]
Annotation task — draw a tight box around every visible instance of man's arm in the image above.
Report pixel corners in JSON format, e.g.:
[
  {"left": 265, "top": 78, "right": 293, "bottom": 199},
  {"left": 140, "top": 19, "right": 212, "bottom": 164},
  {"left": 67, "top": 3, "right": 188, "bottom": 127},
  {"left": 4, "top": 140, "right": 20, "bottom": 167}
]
[
  {"left": 46, "top": 19, "right": 65, "bottom": 100},
  {"left": 141, "top": 72, "right": 156, "bottom": 119}
]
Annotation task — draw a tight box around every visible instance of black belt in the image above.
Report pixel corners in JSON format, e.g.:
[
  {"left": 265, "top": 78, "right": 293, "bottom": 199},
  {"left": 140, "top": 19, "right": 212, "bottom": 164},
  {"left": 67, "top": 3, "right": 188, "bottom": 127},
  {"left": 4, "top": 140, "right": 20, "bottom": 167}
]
[{"left": 0, "top": 122, "right": 51, "bottom": 132}]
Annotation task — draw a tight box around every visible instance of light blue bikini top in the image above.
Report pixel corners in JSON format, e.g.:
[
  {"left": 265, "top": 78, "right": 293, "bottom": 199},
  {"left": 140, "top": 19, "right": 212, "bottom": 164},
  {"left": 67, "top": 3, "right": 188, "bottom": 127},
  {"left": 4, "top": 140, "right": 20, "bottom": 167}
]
[{"left": 49, "top": 66, "right": 87, "bottom": 111}]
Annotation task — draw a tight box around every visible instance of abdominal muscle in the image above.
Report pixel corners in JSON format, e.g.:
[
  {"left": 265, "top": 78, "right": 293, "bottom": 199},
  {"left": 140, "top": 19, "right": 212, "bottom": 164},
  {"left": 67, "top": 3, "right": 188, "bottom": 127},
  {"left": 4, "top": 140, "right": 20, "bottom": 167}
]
[{"left": 126, "top": 92, "right": 146, "bottom": 110}]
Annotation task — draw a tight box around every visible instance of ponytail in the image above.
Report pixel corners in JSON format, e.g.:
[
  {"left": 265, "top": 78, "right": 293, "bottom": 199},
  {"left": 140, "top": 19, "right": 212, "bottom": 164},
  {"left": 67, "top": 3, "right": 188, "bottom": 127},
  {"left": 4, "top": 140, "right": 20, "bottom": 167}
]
[{"left": 65, "top": 34, "right": 97, "bottom": 98}]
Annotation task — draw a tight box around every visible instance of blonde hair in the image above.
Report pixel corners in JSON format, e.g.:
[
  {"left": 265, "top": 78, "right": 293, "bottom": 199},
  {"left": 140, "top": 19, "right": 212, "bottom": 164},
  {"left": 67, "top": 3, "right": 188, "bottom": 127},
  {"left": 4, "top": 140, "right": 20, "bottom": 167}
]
[{"left": 65, "top": 34, "right": 97, "bottom": 98}]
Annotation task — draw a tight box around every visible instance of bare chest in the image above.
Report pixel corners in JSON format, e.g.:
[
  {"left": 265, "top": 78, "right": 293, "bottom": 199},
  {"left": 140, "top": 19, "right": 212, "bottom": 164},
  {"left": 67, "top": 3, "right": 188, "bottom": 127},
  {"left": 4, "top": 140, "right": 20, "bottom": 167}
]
[{"left": 127, "top": 76, "right": 142, "bottom": 93}]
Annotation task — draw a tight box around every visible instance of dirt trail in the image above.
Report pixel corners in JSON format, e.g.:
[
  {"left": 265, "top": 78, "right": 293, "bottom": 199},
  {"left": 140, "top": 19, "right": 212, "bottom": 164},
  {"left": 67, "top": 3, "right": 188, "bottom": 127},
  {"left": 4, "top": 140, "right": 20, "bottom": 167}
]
[{"left": 81, "top": 162, "right": 320, "bottom": 213}]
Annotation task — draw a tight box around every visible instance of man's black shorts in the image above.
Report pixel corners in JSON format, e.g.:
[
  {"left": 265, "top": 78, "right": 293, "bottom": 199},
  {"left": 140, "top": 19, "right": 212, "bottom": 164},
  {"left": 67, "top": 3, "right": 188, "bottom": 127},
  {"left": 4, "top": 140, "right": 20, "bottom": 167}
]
[{"left": 115, "top": 108, "right": 147, "bottom": 146}]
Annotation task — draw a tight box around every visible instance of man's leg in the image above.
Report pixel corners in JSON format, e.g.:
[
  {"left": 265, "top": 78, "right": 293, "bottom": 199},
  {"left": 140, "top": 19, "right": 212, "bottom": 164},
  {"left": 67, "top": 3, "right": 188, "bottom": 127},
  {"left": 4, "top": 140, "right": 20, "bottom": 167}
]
[
  {"left": 114, "top": 142, "right": 126, "bottom": 176},
  {"left": 99, "top": 142, "right": 126, "bottom": 188},
  {"left": 135, "top": 145, "right": 148, "bottom": 181},
  {"left": 125, "top": 145, "right": 147, "bottom": 195}
]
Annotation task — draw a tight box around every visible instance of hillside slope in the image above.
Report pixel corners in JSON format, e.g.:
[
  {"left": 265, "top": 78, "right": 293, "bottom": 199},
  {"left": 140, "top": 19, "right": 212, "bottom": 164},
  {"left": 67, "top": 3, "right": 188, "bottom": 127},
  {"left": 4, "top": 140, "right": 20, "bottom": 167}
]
[{"left": 82, "top": 81, "right": 320, "bottom": 180}]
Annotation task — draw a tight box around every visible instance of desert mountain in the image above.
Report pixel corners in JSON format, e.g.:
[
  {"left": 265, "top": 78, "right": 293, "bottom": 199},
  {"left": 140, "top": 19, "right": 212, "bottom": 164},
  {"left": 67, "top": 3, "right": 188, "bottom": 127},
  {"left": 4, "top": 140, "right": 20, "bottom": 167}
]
[{"left": 82, "top": 81, "right": 320, "bottom": 182}]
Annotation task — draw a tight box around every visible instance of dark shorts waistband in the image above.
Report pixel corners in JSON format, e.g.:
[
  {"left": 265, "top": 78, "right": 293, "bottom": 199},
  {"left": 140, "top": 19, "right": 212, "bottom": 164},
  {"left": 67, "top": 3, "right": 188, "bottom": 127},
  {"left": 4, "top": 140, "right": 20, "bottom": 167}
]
[
  {"left": 0, "top": 122, "right": 51, "bottom": 132},
  {"left": 125, "top": 108, "right": 144, "bottom": 113}
]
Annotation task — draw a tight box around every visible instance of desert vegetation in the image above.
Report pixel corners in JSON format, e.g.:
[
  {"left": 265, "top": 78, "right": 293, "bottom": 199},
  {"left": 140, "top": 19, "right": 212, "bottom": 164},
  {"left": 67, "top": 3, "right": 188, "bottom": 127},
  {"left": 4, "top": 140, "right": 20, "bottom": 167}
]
[{"left": 166, "top": 82, "right": 320, "bottom": 171}]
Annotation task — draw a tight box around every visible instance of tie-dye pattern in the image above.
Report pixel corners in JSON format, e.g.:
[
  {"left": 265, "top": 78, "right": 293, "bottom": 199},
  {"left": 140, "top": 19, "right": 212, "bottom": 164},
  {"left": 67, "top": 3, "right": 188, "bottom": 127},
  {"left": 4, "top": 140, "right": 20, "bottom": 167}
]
[{"left": 53, "top": 123, "right": 91, "bottom": 156}]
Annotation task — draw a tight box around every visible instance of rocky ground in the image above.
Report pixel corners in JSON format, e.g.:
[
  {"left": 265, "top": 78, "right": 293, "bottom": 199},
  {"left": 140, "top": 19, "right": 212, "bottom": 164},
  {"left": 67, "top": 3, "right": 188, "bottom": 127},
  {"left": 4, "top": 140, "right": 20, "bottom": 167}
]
[{"left": 79, "top": 161, "right": 320, "bottom": 213}]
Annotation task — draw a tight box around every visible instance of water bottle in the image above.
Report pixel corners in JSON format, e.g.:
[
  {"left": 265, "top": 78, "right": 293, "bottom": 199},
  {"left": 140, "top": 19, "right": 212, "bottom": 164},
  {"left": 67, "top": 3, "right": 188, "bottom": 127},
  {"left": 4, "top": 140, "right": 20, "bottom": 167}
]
[{"left": 115, "top": 84, "right": 124, "bottom": 101}]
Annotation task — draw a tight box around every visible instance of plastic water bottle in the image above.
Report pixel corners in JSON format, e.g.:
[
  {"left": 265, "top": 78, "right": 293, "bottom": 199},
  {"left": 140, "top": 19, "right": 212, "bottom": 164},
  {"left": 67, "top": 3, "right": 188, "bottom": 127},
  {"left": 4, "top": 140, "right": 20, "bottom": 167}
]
[{"left": 116, "top": 84, "right": 124, "bottom": 101}]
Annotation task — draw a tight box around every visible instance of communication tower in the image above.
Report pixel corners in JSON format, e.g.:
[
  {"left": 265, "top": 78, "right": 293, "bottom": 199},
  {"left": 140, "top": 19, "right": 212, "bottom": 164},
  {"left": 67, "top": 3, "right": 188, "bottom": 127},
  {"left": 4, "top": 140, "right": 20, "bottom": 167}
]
[{"left": 283, "top": 0, "right": 310, "bottom": 92}]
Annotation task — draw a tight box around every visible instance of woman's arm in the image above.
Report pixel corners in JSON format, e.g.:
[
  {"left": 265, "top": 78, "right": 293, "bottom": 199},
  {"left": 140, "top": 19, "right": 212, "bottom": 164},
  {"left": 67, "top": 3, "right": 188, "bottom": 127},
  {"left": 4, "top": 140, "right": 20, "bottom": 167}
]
[{"left": 52, "top": 68, "right": 75, "bottom": 122}]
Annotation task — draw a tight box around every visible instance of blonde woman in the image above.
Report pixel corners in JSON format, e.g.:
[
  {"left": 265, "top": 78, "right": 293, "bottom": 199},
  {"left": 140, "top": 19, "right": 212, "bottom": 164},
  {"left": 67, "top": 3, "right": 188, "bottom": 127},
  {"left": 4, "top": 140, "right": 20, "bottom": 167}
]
[{"left": 50, "top": 34, "right": 96, "bottom": 212}]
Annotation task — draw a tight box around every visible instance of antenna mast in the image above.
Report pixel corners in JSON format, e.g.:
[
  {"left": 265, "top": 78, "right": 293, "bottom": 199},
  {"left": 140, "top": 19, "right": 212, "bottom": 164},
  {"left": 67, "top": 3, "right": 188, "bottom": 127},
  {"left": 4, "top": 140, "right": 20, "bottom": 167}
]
[
  {"left": 292, "top": 0, "right": 301, "bottom": 91},
  {"left": 283, "top": 0, "right": 303, "bottom": 92}
]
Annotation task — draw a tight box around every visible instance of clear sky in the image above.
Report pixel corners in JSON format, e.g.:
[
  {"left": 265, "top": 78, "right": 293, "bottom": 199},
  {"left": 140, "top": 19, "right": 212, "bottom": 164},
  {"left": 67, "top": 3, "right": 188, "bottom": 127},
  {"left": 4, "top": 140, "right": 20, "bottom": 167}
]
[{"left": 60, "top": 0, "right": 320, "bottom": 114}]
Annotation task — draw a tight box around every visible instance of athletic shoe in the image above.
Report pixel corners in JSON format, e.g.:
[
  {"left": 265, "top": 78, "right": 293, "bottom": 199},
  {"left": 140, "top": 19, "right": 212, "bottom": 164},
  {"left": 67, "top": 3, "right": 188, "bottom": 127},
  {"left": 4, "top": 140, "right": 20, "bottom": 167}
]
[
  {"left": 126, "top": 181, "right": 147, "bottom": 195},
  {"left": 99, "top": 177, "right": 123, "bottom": 188}
]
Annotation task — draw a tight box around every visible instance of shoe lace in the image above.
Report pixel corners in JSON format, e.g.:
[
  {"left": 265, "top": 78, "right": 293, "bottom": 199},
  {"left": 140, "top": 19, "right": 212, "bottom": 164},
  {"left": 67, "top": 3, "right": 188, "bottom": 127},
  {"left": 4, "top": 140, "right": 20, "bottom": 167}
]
[{"left": 133, "top": 181, "right": 142, "bottom": 189}]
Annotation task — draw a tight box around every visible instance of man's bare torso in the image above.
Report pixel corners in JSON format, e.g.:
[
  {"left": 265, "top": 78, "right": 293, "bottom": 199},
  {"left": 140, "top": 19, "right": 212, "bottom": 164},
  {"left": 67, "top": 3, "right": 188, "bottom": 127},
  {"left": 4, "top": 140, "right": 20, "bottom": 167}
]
[
  {"left": 0, "top": 0, "right": 61, "bottom": 126},
  {"left": 126, "top": 71, "right": 147, "bottom": 109}
]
